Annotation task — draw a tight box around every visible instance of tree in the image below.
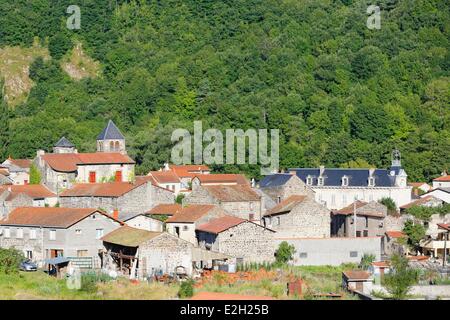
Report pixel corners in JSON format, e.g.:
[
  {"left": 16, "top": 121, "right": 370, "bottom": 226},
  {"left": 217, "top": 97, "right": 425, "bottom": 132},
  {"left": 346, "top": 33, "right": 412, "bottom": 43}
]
[
  {"left": 383, "top": 254, "right": 418, "bottom": 299},
  {"left": 275, "top": 241, "right": 296, "bottom": 264},
  {"left": 175, "top": 193, "right": 185, "bottom": 204},
  {"left": 29, "top": 164, "right": 41, "bottom": 184},
  {"left": 0, "top": 248, "right": 24, "bottom": 274},
  {"left": 402, "top": 219, "right": 426, "bottom": 251},
  {"left": 359, "top": 253, "right": 375, "bottom": 270},
  {"left": 379, "top": 197, "right": 397, "bottom": 215},
  {"left": 178, "top": 279, "right": 194, "bottom": 298}
]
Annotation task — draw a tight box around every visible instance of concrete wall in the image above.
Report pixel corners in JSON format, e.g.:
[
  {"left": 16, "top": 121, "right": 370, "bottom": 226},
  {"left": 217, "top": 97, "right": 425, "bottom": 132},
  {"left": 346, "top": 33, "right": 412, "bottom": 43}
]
[
  {"left": 275, "top": 237, "right": 382, "bottom": 266},
  {"left": 197, "top": 222, "right": 276, "bottom": 263}
]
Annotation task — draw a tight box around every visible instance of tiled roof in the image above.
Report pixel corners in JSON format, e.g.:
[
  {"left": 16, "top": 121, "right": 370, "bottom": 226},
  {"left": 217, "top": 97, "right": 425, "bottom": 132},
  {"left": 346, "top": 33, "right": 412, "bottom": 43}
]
[
  {"left": 372, "top": 261, "right": 389, "bottom": 268},
  {"left": 0, "top": 184, "right": 56, "bottom": 199},
  {"left": 170, "top": 165, "right": 210, "bottom": 178},
  {"left": 204, "top": 185, "right": 260, "bottom": 202},
  {"left": 333, "top": 200, "right": 385, "bottom": 218},
  {"left": 433, "top": 175, "right": 450, "bottom": 182},
  {"left": 146, "top": 204, "right": 182, "bottom": 216},
  {"left": 7, "top": 158, "right": 32, "bottom": 169},
  {"left": 289, "top": 168, "right": 397, "bottom": 187},
  {"left": 0, "top": 207, "right": 121, "bottom": 228},
  {"left": 60, "top": 181, "right": 146, "bottom": 197},
  {"left": 400, "top": 195, "right": 440, "bottom": 209},
  {"left": 343, "top": 270, "right": 371, "bottom": 280},
  {"left": 264, "top": 195, "right": 307, "bottom": 216},
  {"left": 193, "top": 174, "right": 248, "bottom": 185},
  {"left": 101, "top": 226, "right": 161, "bottom": 247},
  {"left": 408, "top": 182, "right": 429, "bottom": 188},
  {"left": 97, "top": 120, "right": 125, "bottom": 140},
  {"left": 334, "top": 200, "right": 368, "bottom": 215},
  {"left": 41, "top": 152, "right": 135, "bottom": 172},
  {"left": 259, "top": 173, "right": 293, "bottom": 188},
  {"left": 437, "top": 223, "right": 450, "bottom": 231},
  {"left": 196, "top": 216, "right": 245, "bottom": 234},
  {"left": 149, "top": 171, "right": 181, "bottom": 184},
  {"left": 385, "top": 231, "right": 406, "bottom": 238},
  {"left": 166, "top": 204, "right": 217, "bottom": 223},
  {"left": 54, "top": 136, "right": 75, "bottom": 148}
]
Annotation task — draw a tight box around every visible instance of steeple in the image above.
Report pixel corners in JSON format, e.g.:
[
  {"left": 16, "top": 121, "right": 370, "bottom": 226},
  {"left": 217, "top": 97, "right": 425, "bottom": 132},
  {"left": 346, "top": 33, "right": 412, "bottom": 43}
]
[
  {"left": 53, "top": 137, "right": 76, "bottom": 153},
  {"left": 391, "top": 148, "right": 401, "bottom": 167},
  {"left": 96, "top": 120, "right": 126, "bottom": 154}
]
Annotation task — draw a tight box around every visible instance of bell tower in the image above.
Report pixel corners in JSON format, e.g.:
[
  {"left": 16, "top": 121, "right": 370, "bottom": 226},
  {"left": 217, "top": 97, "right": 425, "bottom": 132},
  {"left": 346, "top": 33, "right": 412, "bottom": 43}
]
[{"left": 96, "top": 120, "right": 126, "bottom": 154}]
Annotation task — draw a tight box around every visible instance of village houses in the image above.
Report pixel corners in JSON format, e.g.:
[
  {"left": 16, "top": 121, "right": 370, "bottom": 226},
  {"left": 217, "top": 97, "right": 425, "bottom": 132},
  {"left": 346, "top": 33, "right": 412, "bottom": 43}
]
[{"left": 0, "top": 157, "right": 32, "bottom": 185}]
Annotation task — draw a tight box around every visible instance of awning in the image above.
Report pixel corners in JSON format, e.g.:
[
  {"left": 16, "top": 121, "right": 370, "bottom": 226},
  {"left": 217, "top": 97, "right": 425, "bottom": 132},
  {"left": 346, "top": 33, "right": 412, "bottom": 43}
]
[
  {"left": 44, "top": 257, "right": 70, "bottom": 265},
  {"left": 191, "top": 247, "right": 231, "bottom": 262}
]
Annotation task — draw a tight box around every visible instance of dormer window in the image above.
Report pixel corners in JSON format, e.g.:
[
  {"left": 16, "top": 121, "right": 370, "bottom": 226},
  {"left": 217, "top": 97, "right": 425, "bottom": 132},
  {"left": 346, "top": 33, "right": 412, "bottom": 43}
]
[
  {"left": 317, "top": 177, "right": 324, "bottom": 186},
  {"left": 306, "top": 176, "right": 313, "bottom": 186},
  {"left": 342, "top": 176, "right": 349, "bottom": 187},
  {"left": 368, "top": 177, "right": 375, "bottom": 187}
]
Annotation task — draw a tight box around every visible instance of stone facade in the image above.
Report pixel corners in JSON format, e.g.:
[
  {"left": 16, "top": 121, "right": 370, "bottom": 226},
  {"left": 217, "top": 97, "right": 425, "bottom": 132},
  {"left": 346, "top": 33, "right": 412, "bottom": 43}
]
[
  {"left": 263, "top": 197, "right": 330, "bottom": 238},
  {"left": 59, "top": 182, "right": 174, "bottom": 219},
  {"left": 197, "top": 221, "right": 276, "bottom": 263},
  {"left": 260, "top": 174, "right": 315, "bottom": 203},
  {"left": 0, "top": 212, "right": 121, "bottom": 266}
]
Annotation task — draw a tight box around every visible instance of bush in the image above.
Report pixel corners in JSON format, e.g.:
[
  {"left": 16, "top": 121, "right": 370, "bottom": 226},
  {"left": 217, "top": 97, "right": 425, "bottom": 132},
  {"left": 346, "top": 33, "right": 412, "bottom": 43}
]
[
  {"left": 80, "top": 271, "right": 113, "bottom": 293},
  {"left": 0, "top": 248, "right": 25, "bottom": 274},
  {"left": 178, "top": 279, "right": 194, "bottom": 298},
  {"left": 359, "top": 254, "right": 376, "bottom": 270},
  {"left": 275, "top": 241, "right": 296, "bottom": 264},
  {"left": 379, "top": 197, "right": 397, "bottom": 215},
  {"left": 384, "top": 254, "right": 419, "bottom": 300}
]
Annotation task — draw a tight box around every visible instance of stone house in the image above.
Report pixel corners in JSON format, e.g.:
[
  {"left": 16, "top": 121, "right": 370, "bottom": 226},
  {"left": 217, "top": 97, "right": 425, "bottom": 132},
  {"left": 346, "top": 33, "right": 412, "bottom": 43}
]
[
  {"left": 0, "top": 185, "right": 57, "bottom": 219},
  {"left": 34, "top": 120, "right": 135, "bottom": 193},
  {"left": 196, "top": 215, "right": 276, "bottom": 264},
  {"left": 331, "top": 200, "right": 387, "bottom": 238},
  {"left": 191, "top": 174, "right": 249, "bottom": 188},
  {"left": 101, "top": 226, "right": 229, "bottom": 279},
  {"left": 342, "top": 270, "right": 373, "bottom": 294},
  {"left": 258, "top": 172, "right": 315, "bottom": 204},
  {"left": 0, "top": 207, "right": 123, "bottom": 266},
  {"left": 59, "top": 180, "right": 174, "bottom": 221},
  {"left": 147, "top": 170, "right": 182, "bottom": 195},
  {"left": 0, "top": 157, "right": 32, "bottom": 185},
  {"left": 158, "top": 164, "right": 211, "bottom": 191},
  {"left": 400, "top": 195, "right": 444, "bottom": 214},
  {"left": 383, "top": 230, "right": 406, "bottom": 256},
  {"left": 432, "top": 174, "right": 450, "bottom": 189},
  {"left": 183, "top": 184, "right": 263, "bottom": 222},
  {"left": 166, "top": 204, "right": 226, "bottom": 245},
  {"left": 262, "top": 195, "right": 330, "bottom": 238},
  {"left": 421, "top": 188, "right": 450, "bottom": 203},
  {"left": 0, "top": 167, "right": 13, "bottom": 185}
]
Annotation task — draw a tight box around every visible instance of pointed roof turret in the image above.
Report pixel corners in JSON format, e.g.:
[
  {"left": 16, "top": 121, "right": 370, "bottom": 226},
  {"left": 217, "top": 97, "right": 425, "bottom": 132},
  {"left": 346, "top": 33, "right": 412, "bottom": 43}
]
[
  {"left": 54, "top": 137, "right": 75, "bottom": 148},
  {"left": 97, "top": 120, "right": 125, "bottom": 140}
]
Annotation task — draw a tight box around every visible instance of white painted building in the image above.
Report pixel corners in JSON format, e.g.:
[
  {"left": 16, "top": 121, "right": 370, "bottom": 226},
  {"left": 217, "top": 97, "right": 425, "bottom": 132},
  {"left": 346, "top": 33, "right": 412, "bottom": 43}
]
[
  {"left": 288, "top": 150, "right": 412, "bottom": 210},
  {"left": 432, "top": 174, "right": 450, "bottom": 189}
]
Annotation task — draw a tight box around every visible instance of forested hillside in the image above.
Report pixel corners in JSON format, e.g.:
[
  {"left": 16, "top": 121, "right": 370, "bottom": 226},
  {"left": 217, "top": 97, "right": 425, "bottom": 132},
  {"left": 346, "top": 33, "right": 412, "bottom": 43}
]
[{"left": 0, "top": 0, "right": 448, "bottom": 180}]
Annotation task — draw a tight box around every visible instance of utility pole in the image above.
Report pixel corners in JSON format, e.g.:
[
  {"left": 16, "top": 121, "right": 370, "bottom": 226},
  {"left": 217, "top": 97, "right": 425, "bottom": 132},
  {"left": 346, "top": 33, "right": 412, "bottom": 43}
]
[{"left": 353, "top": 196, "right": 357, "bottom": 238}]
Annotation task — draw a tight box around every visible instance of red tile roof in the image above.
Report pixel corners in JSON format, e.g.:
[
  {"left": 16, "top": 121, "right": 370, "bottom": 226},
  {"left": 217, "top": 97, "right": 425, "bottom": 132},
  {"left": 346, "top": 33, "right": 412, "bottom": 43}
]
[
  {"left": 196, "top": 215, "right": 245, "bottom": 234},
  {"left": 0, "top": 184, "right": 56, "bottom": 199},
  {"left": 203, "top": 184, "right": 260, "bottom": 202},
  {"left": 166, "top": 204, "right": 217, "bottom": 223},
  {"left": 146, "top": 204, "right": 182, "bottom": 216},
  {"left": 372, "top": 261, "right": 389, "bottom": 268},
  {"left": 334, "top": 200, "right": 384, "bottom": 218},
  {"left": 170, "top": 165, "right": 210, "bottom": 178},
  {"left": 193, "top": 174, "right": 248, "bottom": 185},
  {"left": 148, "top": 171, "right": 181, "bottom": 184},
  {"left": 385, "top": 231, "right": 406, "bottom": 238},
  {"left": 437, "top": 223, "right": 450, "bottom": 231},
  {"left": 400, "top": 195, "right": 439, "bottom": 209},
  {"left": 0, "top": 207, "right": 123, "bottom": 228},
  {"left": 190, "top": 292, "right": 274, "bottom": 300},
  {"left": 60, "top": 181, "right": 146, "bottom": 197},
  {"left": 264, "top": 195, "right": 306, "bottom": 216},
  {"left": 7, "top": 158, "right": 32, "bottom": 169},
  {"left": 343, "top": 270, "right": 371, "bottom": 280},
  {"left": 41, "top": 153, "right": 134, "bottom": 172},
  {"left": 433, "top": 175, "right": 450, "bottom": 182}
]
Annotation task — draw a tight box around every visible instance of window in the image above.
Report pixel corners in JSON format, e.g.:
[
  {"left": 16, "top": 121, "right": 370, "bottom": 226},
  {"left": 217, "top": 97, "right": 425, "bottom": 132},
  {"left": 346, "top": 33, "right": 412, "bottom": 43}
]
[
  {"left": 16, "top": 228, "right": 23, "bottom": 239},
  {"left": 277, "top": 196, "right": 281, "bottom": 204},
  {"left": 77, "top": 250, "right": 89, "bottom": 257},
  {"left": 4, "top": 228, "right": 10, "bottom": 238},
  {"left": 342, "top": 176, "right": 348, "bottom": 187},
  {"left": 249, "top": 213, "right": 255, "bottom": 221},
  {"left": 306, "top": 176, "right": 313, "bottom": 186},
  {"left": 96, "top": 229, "right": 104, "bottom": 239},
  {"left": 24, "top": 180, "right": 28, "bottom": 185},
  {"left": 182, "top": 225, "right": 189, "bottom": 231},
  {"left": 89, "top": 171, "right": 96, "bottom": 183},
  {"left": 356, "top": 231, "right": 361, "bottom": 237},
  {"left": 115, "top": 171, "right": 122, "bottom": 182},
  {"left": 331, "top": 194, "right": 336, "bottom": 206},
  {"left": 350, "top": 251, "right": 358, "bottom": 258},
  {"left": 368, "top": 177, "right": 375, "bottom": 187},
  {"left": 365, "top": 217, "right": 368, "bottom": 228},
  {"left": 317, "top": 177, "right": 324, "bottom": 186},
  {"left": 299, "top": 252, "right": 308, "bottom": 258},
  {"left": 26, "top": 250, "right": 33, "bottom": 259},
  {"left": 49, "top": 230, "right": 56, "bottom": 240},
  {"left": 342, "top": 194, "right": 347, "bottom": 206},
  {"left": 363, "top": 230, "right": 369, "bottom": 237},
  {"left": 75, "top": 229, "right": 82, "bottom": 235},
  {"left": 29, "top": 229, "right": 36, "bottom": 239},
  {"left": 276, "top": 217, "right": 281, "bottom": 226}
]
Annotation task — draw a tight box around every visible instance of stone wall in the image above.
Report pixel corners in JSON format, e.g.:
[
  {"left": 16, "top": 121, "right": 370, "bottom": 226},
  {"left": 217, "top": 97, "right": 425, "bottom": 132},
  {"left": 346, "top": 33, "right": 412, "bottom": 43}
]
[
  {"left": 260, "top": 174, "right": 314, "bottom": 203},
  {"left": 197, "top": 221, "right": 276, "bottom": 263}
]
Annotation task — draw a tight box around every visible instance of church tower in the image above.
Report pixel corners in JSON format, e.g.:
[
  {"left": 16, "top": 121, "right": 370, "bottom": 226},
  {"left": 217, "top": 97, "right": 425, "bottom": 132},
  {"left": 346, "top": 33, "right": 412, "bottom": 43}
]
[
  {"left": 53, "top": 137, "right": 76, "bottom": 154},
  {"left": 390, "top": 149, "right": 407, "bottom": 187},
  {"left": 96, "top": 120, "right": 126, "bottom": 154}
]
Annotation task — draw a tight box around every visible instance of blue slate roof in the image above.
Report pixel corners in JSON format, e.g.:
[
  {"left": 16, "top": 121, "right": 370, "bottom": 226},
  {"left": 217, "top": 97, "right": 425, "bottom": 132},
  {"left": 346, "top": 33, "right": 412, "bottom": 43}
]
[
  {"left": 288, "top": 168, "right": 397, "bottom": 187},
  {"left": 259, "top": 173, "right": 293, "bottom": 188},
  {"left": 54, "top": 136, "right": 74, "bottom": 148},
  {"left": 97, "top": 120, "right": 125, "bottom": 140}
]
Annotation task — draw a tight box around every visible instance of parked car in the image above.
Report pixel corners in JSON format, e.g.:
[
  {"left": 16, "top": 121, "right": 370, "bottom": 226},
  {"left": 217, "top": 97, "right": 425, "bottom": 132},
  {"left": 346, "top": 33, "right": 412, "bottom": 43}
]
[{"left": 19, "top": 260, "right": 37, "bottom": 272}]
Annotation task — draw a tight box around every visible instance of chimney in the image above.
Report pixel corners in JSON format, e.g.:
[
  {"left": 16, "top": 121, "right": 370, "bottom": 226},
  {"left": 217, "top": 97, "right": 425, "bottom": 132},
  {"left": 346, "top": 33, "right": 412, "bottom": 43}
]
[
  {"left": 289, "top": 170, "right": 296, "bottom": 175},
  {"left": 164, "top": 163, "right": 170, "bottom": 171},
  {"left": 112, "top": 209, "right": 119, "bottom": 220},
  {"left": 251, "top": 178, "right": 255, "bottom": 188},
  {"left": 369, "top": 168, "right": 375, "bottom": 177},
  {"left": 319, "top": 165, "right": 325, "bottom": 176}
]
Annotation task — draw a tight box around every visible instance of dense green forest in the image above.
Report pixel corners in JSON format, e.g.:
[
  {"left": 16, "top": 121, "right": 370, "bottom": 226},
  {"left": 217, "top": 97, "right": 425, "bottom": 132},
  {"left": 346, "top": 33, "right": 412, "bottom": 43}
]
[{"left": 0, "top": 0, "right": 448, "bottom": 180}]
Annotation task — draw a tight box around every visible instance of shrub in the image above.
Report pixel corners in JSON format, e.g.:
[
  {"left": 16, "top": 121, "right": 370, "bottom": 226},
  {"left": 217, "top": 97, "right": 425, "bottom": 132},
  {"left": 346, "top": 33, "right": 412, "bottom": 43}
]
[
  {"left": 379, "top": 197, "right": 397, "bottom": 215},
  {"left": 359, "top": 253, "right": 376, "bottom": 270},
  {"left": 402, "top": 219, "right": 426, "bottom": 250},
  {"left": 29, "top": 164, "right": 41, "bottom": 184},
  {"left": 275, "top": 241, "right": 296, "bottom": 264},
  {"left": 0, "top": 248, "right": 25, "bottom": 274},
  {"left": 383, "top": 254, "right": 419, "bottom": 300},
  {"left": 178, "top": 279, "right": 194, "bottom": 298}
]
